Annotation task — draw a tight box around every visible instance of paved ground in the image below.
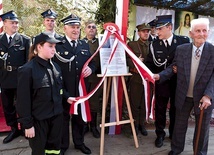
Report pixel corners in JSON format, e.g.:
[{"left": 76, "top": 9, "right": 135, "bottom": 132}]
[{"left": 0, "top": 120, "right": 214, "bottom": 155}]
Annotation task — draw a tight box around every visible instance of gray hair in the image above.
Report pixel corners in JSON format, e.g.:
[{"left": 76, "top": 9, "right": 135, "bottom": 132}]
[{"left": 190, "top": 18, "right": 209, "bottom": 31}]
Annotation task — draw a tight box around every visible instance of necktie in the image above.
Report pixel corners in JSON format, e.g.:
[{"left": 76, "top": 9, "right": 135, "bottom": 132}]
[
  {"left": 165, "top": 40, "right": 170, "bottom": 51},
  {"left": 8, "top": 36, "right": 12, "bottom": 46},
  {"left": 195, "top": 48, "right": 201, "bottom": 59},
  {"left": 71, "top": 40, "right": 76, "bottom": 47}
]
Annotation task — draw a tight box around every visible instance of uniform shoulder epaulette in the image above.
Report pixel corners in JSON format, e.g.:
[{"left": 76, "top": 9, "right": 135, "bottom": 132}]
[
  {"left": 127, "top": 41, "right": 136, "bottom": 45},
  {"left": 151, "top": 38, "right": 160, "bottom": 45},
  {"left": 20, "top": 34, "right": 31, "bottom": 39},
  {"left": 0, "top": 34, "right": 3, "bottom": 39},
  {"left": 179, "top": 35, "right": 190, "bottom": 43},
  {"left": 55, "top": 33, "right": 63, "bottom": 39}
]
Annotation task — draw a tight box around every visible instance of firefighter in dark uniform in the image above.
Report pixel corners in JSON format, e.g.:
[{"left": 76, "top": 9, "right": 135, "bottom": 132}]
[
  {"left": 40, "top": 9, "right": 62, "bottom": 39},
  {"left": 127, "top": 23, "right": 150, "bottom": 136},
  {"left": 148, "top": 19, "right": 158, "bottom": 43},
  {"left": 16, "top": 33, "right": 63, "bottom": 155},
  {"left": 54, "top": 14, "right": 95, "bottom": 155},
  {"left": 0, "top": 10, "right": 31, "bottom": 144},
  {"left": 145, "top": 15, "right": 190, "bottom": 148},
  {"left": 82, "top": 20, "right": 101, "bottom": 138}
]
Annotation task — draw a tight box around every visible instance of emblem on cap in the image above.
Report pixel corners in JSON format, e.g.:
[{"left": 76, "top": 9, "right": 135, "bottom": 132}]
[{"left": 48, "top": 10, "right": 51, "bottom": 15}]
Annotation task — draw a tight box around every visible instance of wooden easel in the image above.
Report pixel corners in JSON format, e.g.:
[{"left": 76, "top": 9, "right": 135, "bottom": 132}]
[{"left": 99, "top": 74, "right": 139, "bottom": 155}]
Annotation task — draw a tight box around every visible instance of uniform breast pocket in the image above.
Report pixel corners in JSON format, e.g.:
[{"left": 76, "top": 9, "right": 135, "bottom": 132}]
[
  {"left": 80, "top": 50, "right": 90, "bottom": 58},
  {"left": 14, "top": 46, "right": 25, "bottom": 52},
  {"left": 33, "top": 75, "right": 50, "bottom": 89},
  {"left": 156, "top": 51, "right": 164, "bottom": 62}
]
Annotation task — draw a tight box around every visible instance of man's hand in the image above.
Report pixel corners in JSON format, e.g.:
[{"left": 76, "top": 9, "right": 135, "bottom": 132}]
[
  {"left": 82, "top": 66, "right": 92, "bottom": 78},
  {"left": 67, "top": 97, "right": 77, "bottom": 105},
  {"left": 153, "top": 74, "right": 160, "bottom": 81},
  {"left": 199, "top": 95, "right": 211, "bottom": 110},
  {"left": 139, "top": 54, "right": 144, "bottom": 62},
  {"left": 172, "top": 65, "right": 177, "bottom": 73}
]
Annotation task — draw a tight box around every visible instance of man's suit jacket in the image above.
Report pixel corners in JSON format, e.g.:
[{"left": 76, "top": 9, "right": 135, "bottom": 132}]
[{"left": 159, "top": 42, "right": 214, "bottom": 114}]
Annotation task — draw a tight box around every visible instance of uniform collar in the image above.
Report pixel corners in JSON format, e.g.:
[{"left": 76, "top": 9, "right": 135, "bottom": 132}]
[
  {"left": 6, "top": 33, "right": 16, "bottom": 41},
  {"left": 36, "top": 56, "right": 50, "bottom": 67},
  {"left": 164, "top": 34, "right": 173, "bottom": 46},
  {"left": 192, "top": 43, "right": 204, "bottom": 55},
  {"left": 83, "top": 37, "right": 97, "bottom": 43}
]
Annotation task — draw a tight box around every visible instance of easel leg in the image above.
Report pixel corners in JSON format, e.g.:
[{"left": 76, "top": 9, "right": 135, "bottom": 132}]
[
  {"left": 105, "top": 77, "right": 111, "bottom": 109},
  {"left": 121, "top": 76, "right": 139, "bottom": 148},
  {"left": 112, "top": 77, "right": 120, "bottom": 123},
  {"left": 100, "top": 78, "right": 108, "bottom": 155}
]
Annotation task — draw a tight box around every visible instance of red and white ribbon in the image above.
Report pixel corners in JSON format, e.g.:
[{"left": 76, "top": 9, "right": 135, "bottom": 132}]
[
  {"left": 70, "top": 23, "right": 155, "bottom": 122},
  {"left": 0, "top": 0, "right": 3, "bottom": 34}
]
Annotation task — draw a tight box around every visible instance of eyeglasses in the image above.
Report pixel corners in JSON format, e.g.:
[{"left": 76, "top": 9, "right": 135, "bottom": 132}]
[{"left": 87, "top": 25, "right": 96, "bottom": 29}]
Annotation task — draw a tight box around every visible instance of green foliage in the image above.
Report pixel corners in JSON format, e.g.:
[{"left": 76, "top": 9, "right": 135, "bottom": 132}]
[
  {"left": 1, "top": 0, "right": 132, "bottom": 38},
  {"left": 95, "top": 0, "right": 116, "bottom": 24}
]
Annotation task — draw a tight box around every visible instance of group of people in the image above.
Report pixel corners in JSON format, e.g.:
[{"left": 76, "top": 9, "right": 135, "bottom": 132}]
[
  {"left": 128, "top": 15, "right": 213, "bottom": 155},
  {"left": 0, "top": 8, "right": 213, "bottom": 155},
  {"left": 0, "top": 9, "right": 101, "bottom": 155}
]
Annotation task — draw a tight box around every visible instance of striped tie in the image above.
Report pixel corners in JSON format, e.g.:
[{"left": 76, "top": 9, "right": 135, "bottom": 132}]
[{"left": 195, "top": 48, "right": 200, "bottom": 59}]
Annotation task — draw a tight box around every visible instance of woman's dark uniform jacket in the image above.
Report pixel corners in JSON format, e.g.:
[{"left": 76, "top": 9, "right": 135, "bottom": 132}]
[
  {"left": 0, "top": 33, "right": 30, "bottom": 88},
  {"left": 16, "top": 56, "right": 63, "bottom": 129}
]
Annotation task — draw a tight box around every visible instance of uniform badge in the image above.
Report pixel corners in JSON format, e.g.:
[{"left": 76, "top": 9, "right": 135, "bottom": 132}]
[
  {"left": 62, "top": 39, "right": 66, "bottom": 43},
  {"left": 48, "top": 10, "right": 51, "bottom": 15},
  {"left": 1, "top": 51, "right": 4, "bottom": 55},
  {"left": 174, "top": 39, "right": 177, "bottom": 44},
  {"left": 158, "top": 58, "right": 161, "bottom": 62},
  {"left": 81, "top": 51, "right": 84, "bottom": 54},
  {"left": 160, "top": 41, "right": 162, "bottom": 46},
  {"left": 64, "top": 51, "right": 69, "bottom": 55}
]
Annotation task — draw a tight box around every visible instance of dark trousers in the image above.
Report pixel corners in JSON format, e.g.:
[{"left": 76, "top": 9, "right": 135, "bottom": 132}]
[
  {"left": 155, "top": 95, "right": 169, "bottom": 138},
  {"left": 1, "top": 88, "right": 18, "bottom": 128},
  {"left": 155, "top": 87, "right": 176, "bottom": 138},
  {"left": 61, "top": 100, "right": 85, "bottom": 151},
  {"left": 29, "top": 114, "right": 63, "bottom": 155},
  {"left": 129, "top": 80, "right": 146, "bottom": 126},
  {"left": 171, "top": 97, "right": 212, "bottom": 155}
]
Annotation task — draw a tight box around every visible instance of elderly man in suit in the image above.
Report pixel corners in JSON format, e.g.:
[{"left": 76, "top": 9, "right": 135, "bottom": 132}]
[{"left": 154, "top": 18, "right": 214, "bottom": 155}]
